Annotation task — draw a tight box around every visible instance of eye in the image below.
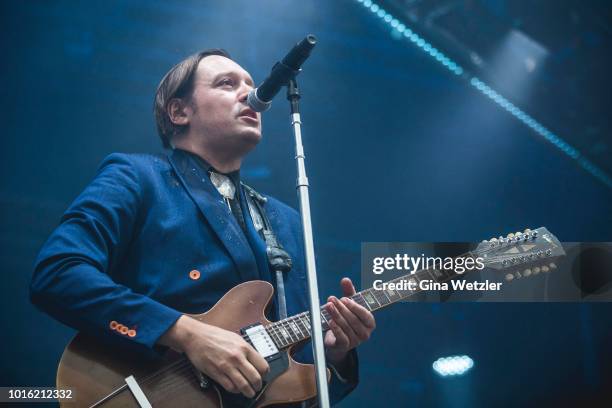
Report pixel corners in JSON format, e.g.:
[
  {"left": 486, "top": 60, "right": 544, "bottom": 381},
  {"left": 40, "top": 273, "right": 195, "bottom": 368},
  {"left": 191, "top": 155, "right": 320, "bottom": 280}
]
[{"left": 219, "top": 78, "right": 235, "bottom": 88}]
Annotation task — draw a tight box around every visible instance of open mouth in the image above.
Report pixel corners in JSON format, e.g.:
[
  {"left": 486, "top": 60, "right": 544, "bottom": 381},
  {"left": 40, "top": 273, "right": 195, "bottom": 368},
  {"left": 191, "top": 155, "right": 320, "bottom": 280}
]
[{"left": 238, "top": 109, "right": 258, "bottom": 121}]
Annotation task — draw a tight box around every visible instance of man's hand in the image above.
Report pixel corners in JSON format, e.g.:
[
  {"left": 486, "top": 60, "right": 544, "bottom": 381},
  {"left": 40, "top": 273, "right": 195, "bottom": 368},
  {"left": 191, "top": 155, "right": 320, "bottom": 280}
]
[
  {"left": 324, "top": 277, "right": 376, "bottom": 364},
  {"left": 159, "top": 315, "right": 269, "bottom": 398}
]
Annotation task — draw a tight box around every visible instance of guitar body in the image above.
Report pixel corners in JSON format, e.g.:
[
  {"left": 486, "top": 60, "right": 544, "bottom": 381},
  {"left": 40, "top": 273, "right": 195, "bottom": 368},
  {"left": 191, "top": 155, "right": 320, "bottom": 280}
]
[{"left": 57, "top": 281, "right": 328, "bottom": 407}]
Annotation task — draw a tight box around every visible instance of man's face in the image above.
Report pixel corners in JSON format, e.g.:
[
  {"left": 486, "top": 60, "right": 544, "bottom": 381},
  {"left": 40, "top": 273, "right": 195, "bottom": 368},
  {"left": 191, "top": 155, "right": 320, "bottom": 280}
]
[{"left": 184, "top": 55, "right": 261, "bottom": 154}]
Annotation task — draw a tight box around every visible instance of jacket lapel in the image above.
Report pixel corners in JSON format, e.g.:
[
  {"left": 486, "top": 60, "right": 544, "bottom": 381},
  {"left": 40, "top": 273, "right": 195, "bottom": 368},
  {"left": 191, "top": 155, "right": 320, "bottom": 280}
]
[{"left": 167, "top": 149, "right": 259, "bottom": 282}]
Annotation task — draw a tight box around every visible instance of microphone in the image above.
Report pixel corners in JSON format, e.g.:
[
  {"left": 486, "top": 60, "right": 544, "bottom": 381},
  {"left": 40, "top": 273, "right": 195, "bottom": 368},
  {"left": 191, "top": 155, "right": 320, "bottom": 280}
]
[{"left": 247, "top": 35, "right": 317, "bottom": 112}]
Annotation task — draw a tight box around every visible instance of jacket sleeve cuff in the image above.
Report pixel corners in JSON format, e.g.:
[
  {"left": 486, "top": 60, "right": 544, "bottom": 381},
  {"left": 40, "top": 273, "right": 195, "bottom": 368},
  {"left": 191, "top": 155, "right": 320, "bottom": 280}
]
[{"left": 327, "top": 349, "right": 359, "bottom": 404}]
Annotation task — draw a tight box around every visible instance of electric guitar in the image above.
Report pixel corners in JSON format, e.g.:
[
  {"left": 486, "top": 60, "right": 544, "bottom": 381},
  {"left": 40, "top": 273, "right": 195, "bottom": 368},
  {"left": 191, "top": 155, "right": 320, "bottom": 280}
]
[{"left": 56, "top": 227, "right": 564, "bottom": 407}]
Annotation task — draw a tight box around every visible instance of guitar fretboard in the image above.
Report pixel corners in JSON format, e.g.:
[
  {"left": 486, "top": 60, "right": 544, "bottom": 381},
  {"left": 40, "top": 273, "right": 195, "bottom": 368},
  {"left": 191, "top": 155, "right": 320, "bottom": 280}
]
[{"left": 264, "top": 253, "right": 474, "bottom": 349}]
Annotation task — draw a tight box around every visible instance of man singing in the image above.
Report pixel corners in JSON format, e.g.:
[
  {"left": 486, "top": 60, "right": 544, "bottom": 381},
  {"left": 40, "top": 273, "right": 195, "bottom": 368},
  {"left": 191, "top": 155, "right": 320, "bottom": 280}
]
[{"left": 31, "top": 49, "right": 375, "bottom": 405}]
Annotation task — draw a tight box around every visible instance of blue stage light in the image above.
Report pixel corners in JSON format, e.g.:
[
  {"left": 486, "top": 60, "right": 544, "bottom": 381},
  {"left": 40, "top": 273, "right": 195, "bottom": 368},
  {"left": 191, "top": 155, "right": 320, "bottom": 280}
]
[
  {"left": 355, "top": 0, "right": 612, "bottom": 188},
  {"left": 432, "top": 355, "right": 474, "bottom": 377}
]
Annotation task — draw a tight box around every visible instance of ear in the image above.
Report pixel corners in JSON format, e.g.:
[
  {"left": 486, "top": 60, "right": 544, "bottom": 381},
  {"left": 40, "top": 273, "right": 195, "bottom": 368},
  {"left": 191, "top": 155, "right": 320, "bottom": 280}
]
[{"left": 167, "top": 98, "right": 191, "bottom": 126}]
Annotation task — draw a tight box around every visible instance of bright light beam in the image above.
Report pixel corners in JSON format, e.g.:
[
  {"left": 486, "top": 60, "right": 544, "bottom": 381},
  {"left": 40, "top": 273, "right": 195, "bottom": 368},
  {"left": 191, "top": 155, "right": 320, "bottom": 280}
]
[{"left": 353, "top": 0, "right": 612, "bottom": 189}]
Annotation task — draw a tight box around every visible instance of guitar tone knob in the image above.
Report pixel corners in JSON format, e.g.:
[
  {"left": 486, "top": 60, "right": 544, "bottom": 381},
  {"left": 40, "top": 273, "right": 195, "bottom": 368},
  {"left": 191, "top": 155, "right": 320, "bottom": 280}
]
[
  {"left": 541, "top": 265, "right": 550, "bottom": 272},
  {"left": 524, "top": 228, "right": 531, "bottom": 234},
  {"left": 549, "top": 262, "right": 557, "bottom": 269},
  {"left": 533, "top": 267, "right": 541, "bottom": 274},
  {"left": 514, "top": 271, "right": 523, "bottom": 279},
  {"left": 507, "top": 233, "right": 515, "bottom": 238},
  {"left": 505, "top": 273, "right": 514, "bottom": 282},
  {"left": 523, "top": 268, "right": 532, "bottom": 277}
]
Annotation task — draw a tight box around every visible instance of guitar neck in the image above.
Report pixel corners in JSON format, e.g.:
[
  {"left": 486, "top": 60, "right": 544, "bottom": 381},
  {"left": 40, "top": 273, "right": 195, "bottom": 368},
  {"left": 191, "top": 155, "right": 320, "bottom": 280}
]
[{"left": 266, "top": 252, "right": 475, "bottom": 350}]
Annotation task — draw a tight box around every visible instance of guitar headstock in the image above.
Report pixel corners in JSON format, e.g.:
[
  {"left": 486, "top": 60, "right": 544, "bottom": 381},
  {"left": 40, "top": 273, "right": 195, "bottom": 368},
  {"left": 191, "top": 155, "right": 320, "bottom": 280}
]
[{"left": 474, "top": 227, "right": 565, "bottom": 274}]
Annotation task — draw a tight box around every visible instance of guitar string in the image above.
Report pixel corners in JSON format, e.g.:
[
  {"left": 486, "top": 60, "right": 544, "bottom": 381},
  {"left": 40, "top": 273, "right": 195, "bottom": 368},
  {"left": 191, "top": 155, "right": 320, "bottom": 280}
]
[
  {"left": 94, "top": 239, "right": 540, "bottom": 403},
  {"left": 124, "top": 284, "right": 419, "bottom": 400},
  {"left": 134, "top": 313, "right": 313, "bottom": 392},
  {"left": 133, "top": 312, "right": 330, "bottom": 394},
  {"left": 115, "top": 317, "right": 308, "bottom": 398}
]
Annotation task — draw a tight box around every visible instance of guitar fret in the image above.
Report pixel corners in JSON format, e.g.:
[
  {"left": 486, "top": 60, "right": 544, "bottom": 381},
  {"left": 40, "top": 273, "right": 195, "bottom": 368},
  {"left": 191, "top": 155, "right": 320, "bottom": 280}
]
[
  {"left": 294, "top": 314, "right": 309, "bottom": 338},
  {"left": 385, "top": 287, "right": 401, "bottom": 302},
  {"left": 429, "top": 268, "right": 447, "bottom": 281},
  {"left": 278, "top": 324, "right": 294, "bottom": 343},
  {"left": 371, "top": 289, "right": 389, "bottom": 307},
  {"left": 268, "top": 324, "right": 286, "bottom": 347},
  {"left": 266, "top": 325, "right": 284, "bottom": 348},
  {"left": 285, "top": 321, "right": 299, "bottom": 342},
  {"left": 321, "top": 309, "right": 332, "bottom": 330},
  {"left": 353, "top": 294, "right": 369, "bottom": 309},
  {"left": 300, "top": 314, "right": 311, "bottom": 334},
  {"left": 289, "top": 317, "right": 304, "bottom": 339},
  {"left": 362, "top": 290, "right": 380, "bottom": 310}
]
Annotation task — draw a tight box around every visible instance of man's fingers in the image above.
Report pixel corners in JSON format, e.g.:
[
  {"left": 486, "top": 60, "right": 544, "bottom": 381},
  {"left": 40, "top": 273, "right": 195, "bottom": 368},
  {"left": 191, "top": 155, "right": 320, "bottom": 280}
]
[
  {"left": 237, "top": 356, "right": 264, "bottom": 392},
  {"left": 246, "top": 346, "right": 270, "bottom": 376},
  {"left": 341, "top": 297, "right": 376, "bottom": 329},
  {"left": 227, "top": 367, "right": 256, "bottom": 398},
  {"left": 340, "top": 277, "right": 356, "bottom": 297},
  {"left": 210, "top": 370, "right": 238, "bottom": 394},
  {"left": 328, "top": 317, "right": 350, "bottom": 348},
  {"left": 328, "top": 298, "right": 358, "bottom": 344},
  {"left": 332, "top": 297, "right": 368, "bottom": 341},
  {"left": 333, "top": 296, "right": 361, "bottom": 328}
]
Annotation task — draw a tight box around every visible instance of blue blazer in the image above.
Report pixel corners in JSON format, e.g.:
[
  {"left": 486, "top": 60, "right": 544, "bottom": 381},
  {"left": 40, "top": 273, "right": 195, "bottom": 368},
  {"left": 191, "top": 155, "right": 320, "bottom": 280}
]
[{"left": 31, "top": 149, "right": 356, "bottom": 403}]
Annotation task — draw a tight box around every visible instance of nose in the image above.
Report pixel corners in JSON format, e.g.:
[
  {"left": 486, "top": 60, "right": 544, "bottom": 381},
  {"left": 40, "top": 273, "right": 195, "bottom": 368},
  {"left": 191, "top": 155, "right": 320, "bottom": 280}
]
[{"left": 238, "top": 82, "right": 254, "bottom": 103}]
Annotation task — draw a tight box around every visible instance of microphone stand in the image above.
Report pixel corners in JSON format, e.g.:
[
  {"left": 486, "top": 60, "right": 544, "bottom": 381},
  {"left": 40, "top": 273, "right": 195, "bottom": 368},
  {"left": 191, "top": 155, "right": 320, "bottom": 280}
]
[{"left": 286, "top": 78, "right": 331, "bottom": 408}]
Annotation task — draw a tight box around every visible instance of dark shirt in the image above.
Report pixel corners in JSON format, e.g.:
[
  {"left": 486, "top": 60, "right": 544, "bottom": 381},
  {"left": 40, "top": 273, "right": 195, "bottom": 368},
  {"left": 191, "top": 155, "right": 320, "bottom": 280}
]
[{"left": 177, "top": 148, "right": 248, "bottom": 233}]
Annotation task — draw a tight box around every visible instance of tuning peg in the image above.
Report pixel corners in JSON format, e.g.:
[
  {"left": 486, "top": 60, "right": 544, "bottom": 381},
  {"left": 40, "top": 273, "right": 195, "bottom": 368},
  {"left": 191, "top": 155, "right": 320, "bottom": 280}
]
[
  {"left": 549, "top": 262, "right": 557, "bottom": 269},
  {"left": 523, "top": 268, "right": 532, "bottom": 277},
  {"left": 524, "top": 228, "right": 531, "bottom": 234},
  {"left": 533, "top": 266, "right": 541, "bottom": 274},
  {"left": 507, "top": 233, "right": 515, "bottom": 239},
  {"left": 505, "top": 273, "right": 514, "bottom": 282},
  {"left": 541, "top": 265, "right": 550, "bottom": 273}
]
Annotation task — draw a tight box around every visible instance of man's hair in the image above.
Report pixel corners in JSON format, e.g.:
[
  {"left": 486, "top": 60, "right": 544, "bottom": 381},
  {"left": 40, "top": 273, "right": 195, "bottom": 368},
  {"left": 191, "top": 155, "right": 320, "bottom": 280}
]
[{"left": 154, "top": 49, "right": 231, "bottom": 148}]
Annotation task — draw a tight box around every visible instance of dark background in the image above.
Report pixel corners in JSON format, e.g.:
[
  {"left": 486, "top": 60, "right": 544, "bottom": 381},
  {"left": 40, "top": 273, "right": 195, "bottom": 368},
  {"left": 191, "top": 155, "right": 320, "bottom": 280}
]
[{"left": 1, "top": 0, "right": 611, "bottom": 406}]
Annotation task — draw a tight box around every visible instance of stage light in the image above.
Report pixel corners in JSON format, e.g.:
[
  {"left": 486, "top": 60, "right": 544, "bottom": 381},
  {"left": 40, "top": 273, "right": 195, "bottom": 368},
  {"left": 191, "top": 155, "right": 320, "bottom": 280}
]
[
  {"left": 432, "top": 355, "right": 474, "bottom": 377},
  {"left": 354, "top": 0, "right": 612, "bottom": 188}
]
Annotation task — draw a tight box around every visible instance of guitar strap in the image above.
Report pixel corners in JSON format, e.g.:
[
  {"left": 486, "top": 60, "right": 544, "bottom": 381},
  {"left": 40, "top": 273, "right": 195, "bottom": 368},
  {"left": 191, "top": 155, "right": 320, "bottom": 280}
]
[{"left": 242, "top": 183, "right": 293, "bottom": 320}]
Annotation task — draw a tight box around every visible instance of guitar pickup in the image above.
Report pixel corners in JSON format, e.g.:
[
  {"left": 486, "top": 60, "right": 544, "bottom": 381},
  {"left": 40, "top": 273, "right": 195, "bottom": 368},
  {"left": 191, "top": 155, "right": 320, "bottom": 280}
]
[{"left": 242, "top": 324, "right": 279, "bottom": 360}]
